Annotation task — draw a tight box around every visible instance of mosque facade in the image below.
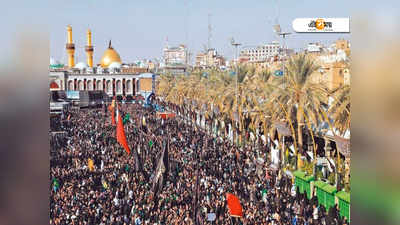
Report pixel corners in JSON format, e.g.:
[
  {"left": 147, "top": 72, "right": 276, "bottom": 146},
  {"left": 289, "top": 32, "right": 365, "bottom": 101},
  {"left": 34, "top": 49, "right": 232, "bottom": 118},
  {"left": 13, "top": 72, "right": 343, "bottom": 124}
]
[{"left": 49, "top": 25, "right": 155, "bottom": 97}]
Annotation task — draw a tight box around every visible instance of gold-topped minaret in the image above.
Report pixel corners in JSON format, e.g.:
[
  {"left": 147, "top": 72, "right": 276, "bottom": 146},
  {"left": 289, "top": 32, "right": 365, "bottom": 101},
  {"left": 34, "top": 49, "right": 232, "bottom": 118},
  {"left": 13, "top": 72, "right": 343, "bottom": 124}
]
[
  {"left": 65, "top": 25, "right": 75, "bottom": 68},
  {"left": 85, "top": 29, "right": 94, "bottom": 67}
]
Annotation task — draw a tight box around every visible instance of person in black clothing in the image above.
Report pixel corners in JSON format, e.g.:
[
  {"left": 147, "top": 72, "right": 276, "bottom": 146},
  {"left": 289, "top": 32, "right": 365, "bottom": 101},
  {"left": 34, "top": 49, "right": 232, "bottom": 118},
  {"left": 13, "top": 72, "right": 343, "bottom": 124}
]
[{"left": 50, "top": 102, "right": 346, "bottom": 225}]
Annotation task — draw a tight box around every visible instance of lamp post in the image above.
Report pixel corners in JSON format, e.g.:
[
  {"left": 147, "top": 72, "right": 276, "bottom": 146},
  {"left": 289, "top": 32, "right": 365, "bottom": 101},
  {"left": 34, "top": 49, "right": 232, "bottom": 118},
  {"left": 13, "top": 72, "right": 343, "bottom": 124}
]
[
  {"left": 273, "top": 24, "right": 291, "bottom": 88},
  {"left": 231, "top": 38, "right": 241, "bottom": 146}
]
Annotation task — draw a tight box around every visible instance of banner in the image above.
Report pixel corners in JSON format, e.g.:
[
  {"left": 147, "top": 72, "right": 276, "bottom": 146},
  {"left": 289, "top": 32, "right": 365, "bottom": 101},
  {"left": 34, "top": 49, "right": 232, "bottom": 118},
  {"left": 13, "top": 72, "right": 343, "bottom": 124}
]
[
  {"left": 88, "top": 159, "right": 94, "bottom": 171},
  {"left": 226, "top": 193, "right": 243, "bottom": 217},
  {"left": 116, "top": 107, "right": 131, "bottom": 154},
  {"left": 152, "top": 140, "right": 169, "bottom": 196},
  {"left": 274, "top": 121, "right": 291, "bottom": 136},
  {"left": 334, "top": 135, "right": 350, "bottom": 157},
  {"left": 207, "top": 213, "right": 216, "bottom": 221},
  {"left": 271, "top": 147, "right": 280, "bottom": 166}
]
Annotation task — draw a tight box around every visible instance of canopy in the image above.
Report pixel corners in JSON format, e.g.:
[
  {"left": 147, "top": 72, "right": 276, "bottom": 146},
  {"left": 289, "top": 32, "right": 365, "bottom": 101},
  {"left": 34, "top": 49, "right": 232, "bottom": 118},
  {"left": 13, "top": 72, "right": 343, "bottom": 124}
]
[{"left": 336, "top": 191, "right": 350, "bottom": 203}]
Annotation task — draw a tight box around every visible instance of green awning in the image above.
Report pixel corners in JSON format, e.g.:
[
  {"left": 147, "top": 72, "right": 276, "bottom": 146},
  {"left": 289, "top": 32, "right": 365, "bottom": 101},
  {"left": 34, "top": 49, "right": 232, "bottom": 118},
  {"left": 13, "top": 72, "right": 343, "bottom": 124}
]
[
  {"left": 304, "top": 175, "right": 315, "bottom": 182},
  {"left": 315, "top": 181, "right": 337, "bottom": 194},
  {"left": 293, "top": 170, "right": 305, "bottom": 178},
  {"left": 336, "top": 191, "right": 350, "bottom": 203},
  {"left": 314, "top": 180, "right": 327, "bottom": 189},
  {"left": 293, "top": 170, "right": 314, "bottom": 182},
  {"left": 50, "top": 64, "right": 64, "bottom": 69},
  {"left": 323, "top": 183, "right": 338, "bottom": 194}
]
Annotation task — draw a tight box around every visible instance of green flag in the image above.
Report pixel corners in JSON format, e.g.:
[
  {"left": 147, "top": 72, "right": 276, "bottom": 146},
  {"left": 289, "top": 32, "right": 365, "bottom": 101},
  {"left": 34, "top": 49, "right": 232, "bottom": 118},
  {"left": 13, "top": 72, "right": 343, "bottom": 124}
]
[
  {"left": 262, "top": 189, "right": 267, "bottom": 195},
  {"left": 149, "top": 140, "right": 153, "bottom": 148},
  {"left": 52, "top": 178, "right": 59, "bottom": 191},
  {"left": 125, "top": 164, "right": 130, "bottom": 172},
  {"left": 123, "top": 113, "right": 130, "bottom": 124},
  {"left": 52, "top": 178, "right": 59, "bottom": 186}
]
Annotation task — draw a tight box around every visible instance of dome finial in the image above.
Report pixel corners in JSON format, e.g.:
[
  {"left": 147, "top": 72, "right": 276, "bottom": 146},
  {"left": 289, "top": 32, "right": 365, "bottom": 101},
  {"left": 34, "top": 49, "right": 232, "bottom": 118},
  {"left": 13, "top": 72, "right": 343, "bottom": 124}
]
[{"left": 100, "top": 40, "right": 121, "bottom": 68}]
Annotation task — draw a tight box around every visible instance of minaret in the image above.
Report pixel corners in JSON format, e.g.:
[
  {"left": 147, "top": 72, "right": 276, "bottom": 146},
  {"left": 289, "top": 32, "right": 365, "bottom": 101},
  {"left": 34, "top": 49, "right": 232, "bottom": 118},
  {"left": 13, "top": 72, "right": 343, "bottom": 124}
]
[
  {"left": 66, "top": 25, "right": 75, "bottom": 68},
  {"left": 85, "top": 29, "right": 94, "bottom": 67}
]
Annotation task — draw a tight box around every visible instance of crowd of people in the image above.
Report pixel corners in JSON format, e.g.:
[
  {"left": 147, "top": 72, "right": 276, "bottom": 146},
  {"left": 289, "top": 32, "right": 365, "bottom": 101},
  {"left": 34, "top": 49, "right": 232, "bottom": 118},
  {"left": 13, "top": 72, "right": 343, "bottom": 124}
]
[{"left": 50, "top": 101, "right": 348, "bottom": 225}]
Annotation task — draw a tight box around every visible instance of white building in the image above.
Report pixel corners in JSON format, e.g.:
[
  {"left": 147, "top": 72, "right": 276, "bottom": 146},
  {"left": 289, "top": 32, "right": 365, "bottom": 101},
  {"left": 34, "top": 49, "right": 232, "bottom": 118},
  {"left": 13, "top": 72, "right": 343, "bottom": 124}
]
[
  {"left": 163, "top": 44, "right": 188, "bottom": 66},
  {"left": 307, "top": 43, "right": 323, "bottom": 53},
  {"left": 318, "top": 49, "right": 348, "bottom": 64},
  {"left": 49, "top": 65, "right": 156, "bottom": 98},
  {"left": 239, "top": 41, "right": 283, "bottom": 62}
]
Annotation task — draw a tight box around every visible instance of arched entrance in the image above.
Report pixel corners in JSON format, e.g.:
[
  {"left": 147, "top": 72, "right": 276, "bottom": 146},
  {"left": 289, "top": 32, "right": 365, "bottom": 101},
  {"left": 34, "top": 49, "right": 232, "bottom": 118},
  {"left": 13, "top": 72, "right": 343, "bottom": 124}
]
[
  {"left": 87, "top": 80, "right": 93, "bottom": 91},
  {"left": 78, "top": 80, "right": 84, "bottom": 90},
  {"left": 97, "top": 80, "right": 102, "bottom": 91},
  {"left": 116, "top": 80, "right": 122, "bottom": 94},
  {"left": 106, "top": 80, "right": 112, "bottom": 93},
  {"left": 126, "top": 80, "right": 131, "bottom": 93},
  {"left": 68, "top": 81, "right": 74, "bottom": 90}
]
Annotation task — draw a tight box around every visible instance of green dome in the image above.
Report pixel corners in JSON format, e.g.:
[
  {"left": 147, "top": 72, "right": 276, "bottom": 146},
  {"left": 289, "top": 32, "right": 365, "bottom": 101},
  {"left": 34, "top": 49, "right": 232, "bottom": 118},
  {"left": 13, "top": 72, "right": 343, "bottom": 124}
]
[{"left": 50, "top": 57, "right": 64, "bottom": 69}]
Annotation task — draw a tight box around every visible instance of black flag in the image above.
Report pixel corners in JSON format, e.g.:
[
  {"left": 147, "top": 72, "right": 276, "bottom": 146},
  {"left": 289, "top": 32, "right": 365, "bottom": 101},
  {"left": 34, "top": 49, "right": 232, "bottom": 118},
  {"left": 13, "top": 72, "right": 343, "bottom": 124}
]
[{"left": 152, "top": 139, "right": 169, "bottom": 197}]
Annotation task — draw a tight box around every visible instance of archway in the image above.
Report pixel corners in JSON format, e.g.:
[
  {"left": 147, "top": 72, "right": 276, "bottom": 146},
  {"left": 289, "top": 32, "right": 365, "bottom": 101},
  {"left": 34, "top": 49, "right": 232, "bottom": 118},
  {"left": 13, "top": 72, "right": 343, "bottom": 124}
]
[
  {"left": 97, "top": 80, "right": 102, "bottom": 91},
  {"left": 87, "top": 80, "right": 93, "bottom": 91},
  {"left": 116, "top": 80, "right": 122, "bottom": 93},
  {"left": 78, "top": 80, "right": 84, "bottom": 90},
  {"left": 126, "top": 80, "right": 131, "bottom": 93},
  {"left": 68, "top": 81, "right": 74, "bottom": 90},
  {"left": 106, "top": 80, "right": 112, "bottom": 93}
]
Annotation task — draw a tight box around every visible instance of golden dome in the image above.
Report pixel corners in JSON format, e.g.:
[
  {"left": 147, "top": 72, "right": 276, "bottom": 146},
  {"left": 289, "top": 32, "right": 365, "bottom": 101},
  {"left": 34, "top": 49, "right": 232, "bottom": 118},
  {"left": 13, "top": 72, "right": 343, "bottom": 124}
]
[{"left": 100, "top": 40, "right": 122, "bottom": 68}]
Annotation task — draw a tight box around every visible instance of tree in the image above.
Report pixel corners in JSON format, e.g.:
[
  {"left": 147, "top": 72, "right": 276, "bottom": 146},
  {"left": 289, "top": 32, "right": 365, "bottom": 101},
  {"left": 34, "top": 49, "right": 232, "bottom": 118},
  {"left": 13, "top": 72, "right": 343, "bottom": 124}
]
[
  {"left": 328, "top": 84, "right": 350, "bottom": 136},
  {"left": 270, "top": 53, "right": 328, "bottom": 169}
]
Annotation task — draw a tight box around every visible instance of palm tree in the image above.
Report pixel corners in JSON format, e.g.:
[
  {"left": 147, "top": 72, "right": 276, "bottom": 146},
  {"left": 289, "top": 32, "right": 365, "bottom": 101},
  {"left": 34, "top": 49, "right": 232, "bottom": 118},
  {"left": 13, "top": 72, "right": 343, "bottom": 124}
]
[
  {"left": 327, "top": 84, "right": 350, "bottom": 187},
  {"left": 270, "top": 53, "right": 329, "bottom": 170},
  {"left": 157, "top": 72, "right": 175, "bottom": 100},
  {"left": 328, "top": 84, "right": 350, "bottom": 136}
]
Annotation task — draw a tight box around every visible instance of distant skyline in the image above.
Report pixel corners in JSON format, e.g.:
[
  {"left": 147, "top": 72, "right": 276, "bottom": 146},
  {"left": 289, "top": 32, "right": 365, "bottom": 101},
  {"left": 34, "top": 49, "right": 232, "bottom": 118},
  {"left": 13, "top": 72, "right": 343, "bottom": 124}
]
[{"left": 50, "top": 0, "right": 351, "bottom": 64}]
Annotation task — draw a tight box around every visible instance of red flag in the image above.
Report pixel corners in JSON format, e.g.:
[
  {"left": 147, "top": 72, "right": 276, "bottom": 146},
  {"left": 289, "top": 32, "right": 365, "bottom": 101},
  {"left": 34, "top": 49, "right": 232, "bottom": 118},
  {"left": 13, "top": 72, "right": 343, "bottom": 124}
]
[
  {"left": 226, "top": 193, "right": 243, "bottom": 217},
  {"left": 110, "top": 106, "right": 116, "bottom": 125},
  {"left": 109, "top": 97, "right": 117, "bottom": 125},
  {"left": 116, "top": 105, "right": 131, "bottom": 154}
]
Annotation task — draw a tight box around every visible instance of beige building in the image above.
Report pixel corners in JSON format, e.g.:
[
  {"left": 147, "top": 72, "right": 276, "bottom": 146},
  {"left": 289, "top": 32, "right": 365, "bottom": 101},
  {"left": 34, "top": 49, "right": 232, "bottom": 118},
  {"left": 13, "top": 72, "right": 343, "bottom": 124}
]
[
  {"left": 310, "top": 60, "right": 349, "bottom": 90},
  {"left": 311, "top": 39, "right": 350, "bottom": 89},
  {"left": 195, "top": 48, "right": 225, "bottom": 68},
  {"left": 343, "top": 67, "right": 350, "bottom": 85},
  {"left": 336, "top": 39, "right": 350, "bottom": 55}
]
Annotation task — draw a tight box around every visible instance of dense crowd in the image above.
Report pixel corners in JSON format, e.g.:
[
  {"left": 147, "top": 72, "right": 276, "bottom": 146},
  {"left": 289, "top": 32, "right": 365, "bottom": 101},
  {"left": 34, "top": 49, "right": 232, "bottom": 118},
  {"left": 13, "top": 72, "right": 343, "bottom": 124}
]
[{"left": 50, "top": 102, "right": 348, "bottom": 225}]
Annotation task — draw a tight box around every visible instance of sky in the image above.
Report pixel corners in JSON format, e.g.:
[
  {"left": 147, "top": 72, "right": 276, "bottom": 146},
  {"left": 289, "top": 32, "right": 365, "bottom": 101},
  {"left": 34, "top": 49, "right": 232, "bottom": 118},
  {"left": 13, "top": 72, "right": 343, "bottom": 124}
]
[{"left": 48, "top": 0, "right": 355, "bottom": 64}]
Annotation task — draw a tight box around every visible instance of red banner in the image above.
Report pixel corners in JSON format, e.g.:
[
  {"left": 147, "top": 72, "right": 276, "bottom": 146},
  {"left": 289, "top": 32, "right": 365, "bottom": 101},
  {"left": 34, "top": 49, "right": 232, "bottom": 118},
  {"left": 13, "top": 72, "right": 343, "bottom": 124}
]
[{"left": 226, "top": 193, "right": 243, "bottom": 217}]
